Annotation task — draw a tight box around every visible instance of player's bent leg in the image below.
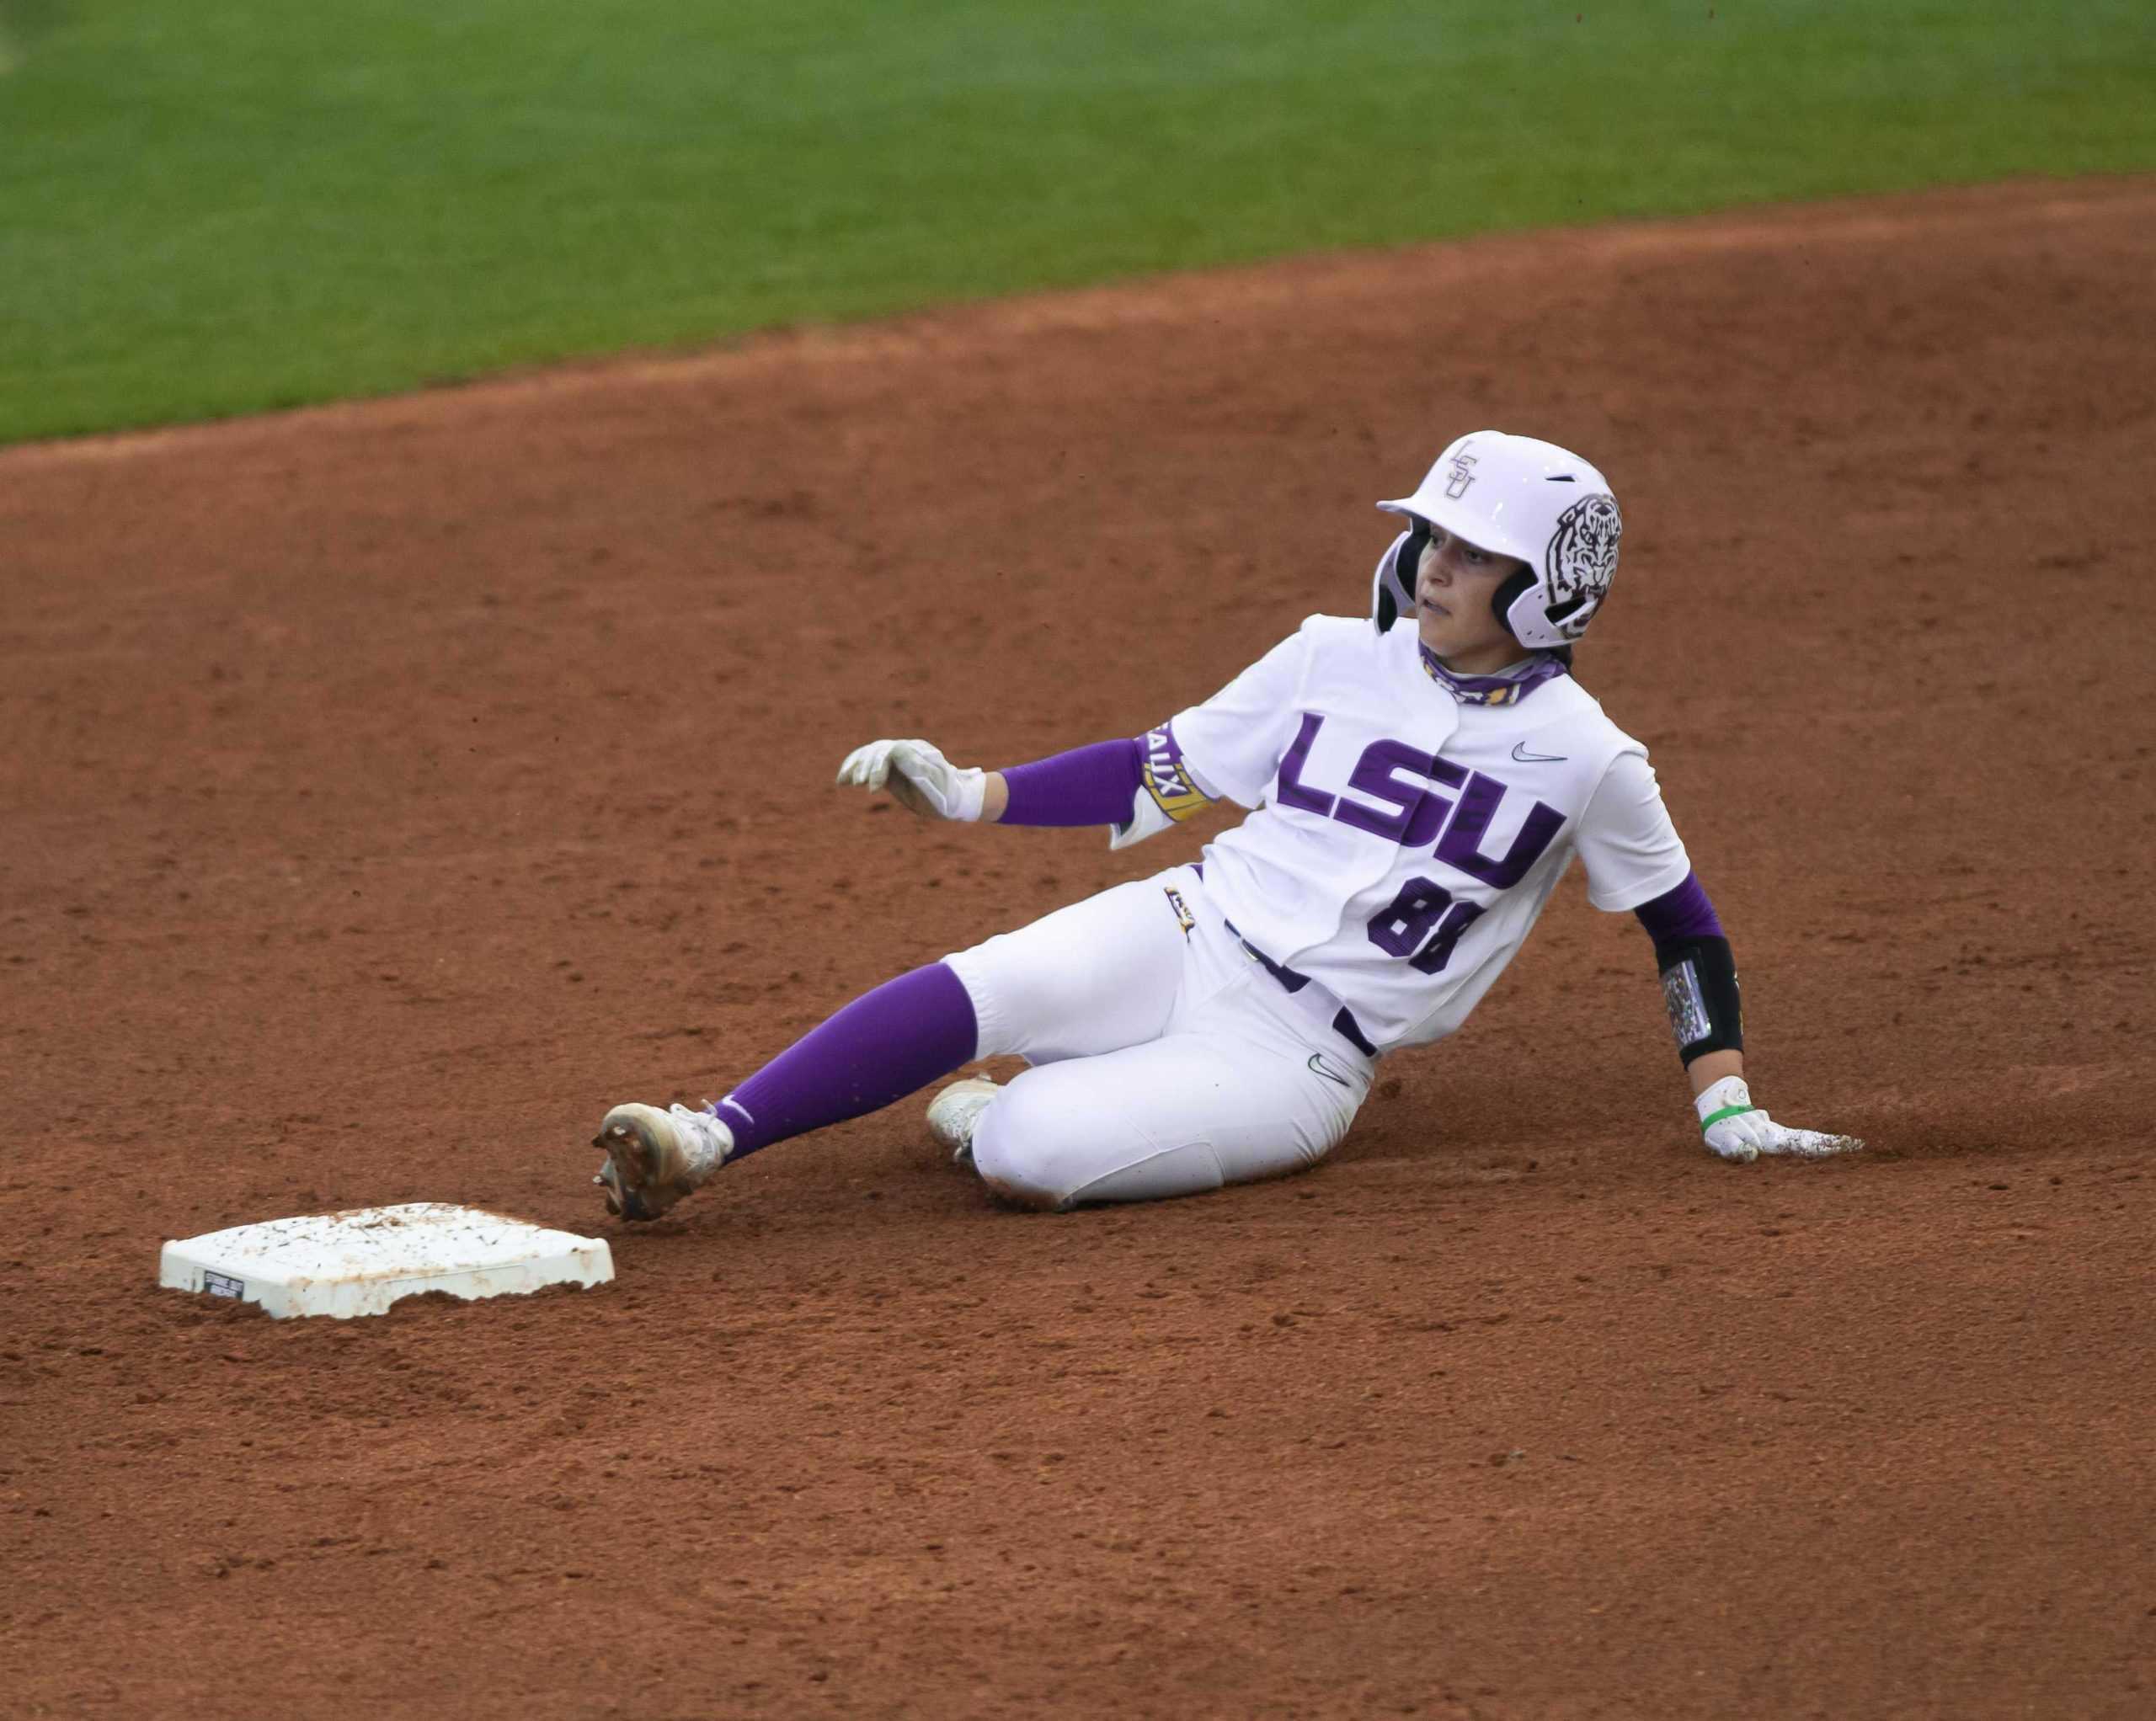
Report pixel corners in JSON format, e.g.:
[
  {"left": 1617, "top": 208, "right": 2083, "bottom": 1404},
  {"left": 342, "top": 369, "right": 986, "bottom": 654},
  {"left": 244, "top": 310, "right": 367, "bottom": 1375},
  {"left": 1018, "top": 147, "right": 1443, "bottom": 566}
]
[
  {"left": 593, "top": 960, "right": 979, "bottom": 1218},
  {"left": 590, "top": 869, "right": 1196, "bottom": 1220},
  {"left": 969, "top": 1030, "right": 1365, "bottom": 1211}
]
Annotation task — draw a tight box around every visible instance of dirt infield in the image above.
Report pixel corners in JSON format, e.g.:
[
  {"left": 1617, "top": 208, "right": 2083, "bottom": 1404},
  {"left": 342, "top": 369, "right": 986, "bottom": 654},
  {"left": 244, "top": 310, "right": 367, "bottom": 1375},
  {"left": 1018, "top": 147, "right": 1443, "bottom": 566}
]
[{"left": 4, "top": 178, "right": 2153, "bottom": 1718}]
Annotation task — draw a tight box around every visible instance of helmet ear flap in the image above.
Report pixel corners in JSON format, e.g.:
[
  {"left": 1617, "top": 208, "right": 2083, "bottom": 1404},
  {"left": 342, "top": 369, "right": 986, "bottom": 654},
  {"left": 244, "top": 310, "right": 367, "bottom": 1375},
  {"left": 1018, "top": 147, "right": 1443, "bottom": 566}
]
[
  {"left": 1373, "top": 524, "right": 1428, "bottom": 633},
  {"left": 1491, "top": 567, "right": 1535, "bottom": 640}
]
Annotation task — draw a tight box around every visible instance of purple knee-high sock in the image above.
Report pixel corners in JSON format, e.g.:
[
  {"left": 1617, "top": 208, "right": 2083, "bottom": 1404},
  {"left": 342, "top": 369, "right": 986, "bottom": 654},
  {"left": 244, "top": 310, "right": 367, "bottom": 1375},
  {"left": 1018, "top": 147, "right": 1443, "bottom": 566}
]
[{"left": 712, "top": 962, "right": 979, "bottom": 1158}]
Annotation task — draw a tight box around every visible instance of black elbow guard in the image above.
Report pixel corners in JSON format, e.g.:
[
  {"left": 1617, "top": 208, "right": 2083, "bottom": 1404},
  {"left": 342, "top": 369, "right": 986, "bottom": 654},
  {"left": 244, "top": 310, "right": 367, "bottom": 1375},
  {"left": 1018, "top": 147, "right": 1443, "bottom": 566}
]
[{"left": 1656, "top": 935, "right": 1743, "bottom": 1064}]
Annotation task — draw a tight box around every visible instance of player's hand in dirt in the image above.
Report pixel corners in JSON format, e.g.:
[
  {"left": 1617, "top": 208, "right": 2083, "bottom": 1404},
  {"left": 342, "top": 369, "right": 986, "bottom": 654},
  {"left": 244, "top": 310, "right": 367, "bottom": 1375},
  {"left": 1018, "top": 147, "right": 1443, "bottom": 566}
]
[
  {"left": 836, "top": 738, "right": 988, "bottom": 822},
  {"left": 1695, "top": 1077, "right": 1863, "bottom": 1164}
]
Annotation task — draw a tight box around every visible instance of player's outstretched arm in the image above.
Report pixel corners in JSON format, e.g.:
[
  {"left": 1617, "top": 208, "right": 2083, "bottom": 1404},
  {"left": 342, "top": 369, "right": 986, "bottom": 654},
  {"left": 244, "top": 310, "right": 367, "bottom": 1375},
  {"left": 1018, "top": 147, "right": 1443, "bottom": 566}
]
[
  {"left": 1638, "top": 876, "right": 1864, "bottom": 1164},
  {"left": 837, "top": 623, "right": 1306, "bottom": 842},
  {"left": 836, "top": 735, "right": 1161, "bottom": 831}
]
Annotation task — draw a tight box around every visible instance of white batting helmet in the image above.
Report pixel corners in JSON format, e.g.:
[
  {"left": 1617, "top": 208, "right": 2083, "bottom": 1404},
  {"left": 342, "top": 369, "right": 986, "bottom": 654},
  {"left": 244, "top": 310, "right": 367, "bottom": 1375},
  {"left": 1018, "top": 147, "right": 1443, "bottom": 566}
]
[{"left": 1375, "top": 430, "right": 1622, "bottom": 650}]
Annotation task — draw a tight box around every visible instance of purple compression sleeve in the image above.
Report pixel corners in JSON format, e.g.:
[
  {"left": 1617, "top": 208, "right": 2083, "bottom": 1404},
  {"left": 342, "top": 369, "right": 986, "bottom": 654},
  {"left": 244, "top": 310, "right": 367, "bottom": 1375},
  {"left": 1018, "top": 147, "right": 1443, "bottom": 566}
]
[
  {"left": 713, "top": 962, "right": 978, "bottom": 1159},
  {"left": 999, "top": 738, "right": 1145, "bottom": 827},
  {"left": 1633, "top": 871, "right": 1724, "bottom": 944}
]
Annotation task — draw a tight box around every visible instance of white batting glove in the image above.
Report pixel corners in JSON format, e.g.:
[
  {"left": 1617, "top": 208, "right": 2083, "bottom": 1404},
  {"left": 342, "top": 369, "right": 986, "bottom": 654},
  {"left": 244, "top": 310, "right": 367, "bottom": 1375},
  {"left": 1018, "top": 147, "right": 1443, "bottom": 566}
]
[
  {"left": 835, "top": 738, "right": 989, "bottom": 823},
  {"left": 1695, "top": 1076, "right": 1864, "bottom": 1164}
]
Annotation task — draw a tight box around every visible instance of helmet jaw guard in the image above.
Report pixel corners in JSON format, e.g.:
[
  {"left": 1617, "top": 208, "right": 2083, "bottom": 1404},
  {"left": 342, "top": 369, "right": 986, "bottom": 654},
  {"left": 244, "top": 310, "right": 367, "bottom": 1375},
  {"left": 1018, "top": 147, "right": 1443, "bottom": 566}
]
[{"left": 1376, "top": 431, "right": 1621, "bottom": 650}]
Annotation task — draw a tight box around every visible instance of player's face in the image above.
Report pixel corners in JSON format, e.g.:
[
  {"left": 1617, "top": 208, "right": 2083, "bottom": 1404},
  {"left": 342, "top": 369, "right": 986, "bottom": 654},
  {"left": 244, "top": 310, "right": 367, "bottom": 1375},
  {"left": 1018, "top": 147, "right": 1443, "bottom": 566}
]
[{"left": 1413, "top": 525, "right": 1533, "bottom": 673}]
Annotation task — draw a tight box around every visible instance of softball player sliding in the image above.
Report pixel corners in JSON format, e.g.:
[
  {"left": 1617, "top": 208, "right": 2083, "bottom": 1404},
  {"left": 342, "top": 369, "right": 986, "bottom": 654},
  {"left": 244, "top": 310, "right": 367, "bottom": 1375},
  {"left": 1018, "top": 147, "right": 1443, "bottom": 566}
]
[{"left": 591, "top": 431, "right": 1860, "bottom": 1219}]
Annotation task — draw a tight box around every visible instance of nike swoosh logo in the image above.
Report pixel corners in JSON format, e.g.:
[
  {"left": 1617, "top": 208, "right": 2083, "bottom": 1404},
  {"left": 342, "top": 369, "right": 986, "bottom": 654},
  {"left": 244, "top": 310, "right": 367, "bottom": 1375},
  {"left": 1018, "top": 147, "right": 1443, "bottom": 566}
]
[
  {"left": 1306, "top": 1052, "right": 1353, "bottom": 1089},
  {"left": 1511, "top": 741, "right": 1566, "bottom": 763}
]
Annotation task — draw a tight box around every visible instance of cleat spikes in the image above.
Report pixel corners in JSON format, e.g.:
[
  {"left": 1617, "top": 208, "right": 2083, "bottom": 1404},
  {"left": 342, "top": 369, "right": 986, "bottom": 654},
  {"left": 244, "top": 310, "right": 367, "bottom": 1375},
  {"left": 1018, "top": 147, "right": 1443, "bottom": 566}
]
[{"left": 586, "top": 1101, "right": 733, "bottom": 1223}]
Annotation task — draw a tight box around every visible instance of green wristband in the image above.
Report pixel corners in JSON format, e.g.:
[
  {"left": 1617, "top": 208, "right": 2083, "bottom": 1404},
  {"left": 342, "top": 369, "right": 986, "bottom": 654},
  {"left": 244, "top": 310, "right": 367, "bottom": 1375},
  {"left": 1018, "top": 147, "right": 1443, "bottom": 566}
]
[{"left": 1699, "top": 1102, "right": 1762, "bottom": 1136}]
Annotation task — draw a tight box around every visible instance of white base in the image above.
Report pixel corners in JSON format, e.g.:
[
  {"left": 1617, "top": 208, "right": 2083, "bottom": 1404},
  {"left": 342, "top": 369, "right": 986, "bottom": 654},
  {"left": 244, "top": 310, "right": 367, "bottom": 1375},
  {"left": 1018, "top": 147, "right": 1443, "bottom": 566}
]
[{"left": 159, "top": 1203, "right": 614, "bottom": 1319}]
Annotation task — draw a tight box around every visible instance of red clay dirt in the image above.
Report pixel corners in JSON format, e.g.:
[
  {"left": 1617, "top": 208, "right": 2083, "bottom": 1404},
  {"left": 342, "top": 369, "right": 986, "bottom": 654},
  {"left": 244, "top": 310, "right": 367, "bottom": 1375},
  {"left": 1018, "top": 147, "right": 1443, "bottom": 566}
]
[{"left": 3, "top": 178, "right": 2153, "bottom": 1719}]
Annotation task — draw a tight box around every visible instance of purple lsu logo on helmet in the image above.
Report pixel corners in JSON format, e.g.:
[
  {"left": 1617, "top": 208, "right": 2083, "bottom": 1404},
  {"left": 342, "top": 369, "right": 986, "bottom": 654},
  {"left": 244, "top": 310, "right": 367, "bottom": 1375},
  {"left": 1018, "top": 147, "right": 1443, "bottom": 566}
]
[{"left": 1544, "top": 493, "right": 1622, "bottom": 623}]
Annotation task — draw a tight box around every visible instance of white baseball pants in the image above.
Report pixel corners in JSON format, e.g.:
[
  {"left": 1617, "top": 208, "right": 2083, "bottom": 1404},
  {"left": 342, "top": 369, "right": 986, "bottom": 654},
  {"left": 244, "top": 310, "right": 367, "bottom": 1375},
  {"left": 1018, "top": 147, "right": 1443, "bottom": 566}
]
[{"left": 942, "top": 865, "right": 1375, "bottom": 1209}]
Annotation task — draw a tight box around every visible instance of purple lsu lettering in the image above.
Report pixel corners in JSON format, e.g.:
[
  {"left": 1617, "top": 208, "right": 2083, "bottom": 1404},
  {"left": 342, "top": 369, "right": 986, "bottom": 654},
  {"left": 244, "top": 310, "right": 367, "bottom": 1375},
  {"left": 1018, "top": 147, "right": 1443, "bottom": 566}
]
[{"left": 1273, "top": 713, "right": 1566, "bottom": 977}]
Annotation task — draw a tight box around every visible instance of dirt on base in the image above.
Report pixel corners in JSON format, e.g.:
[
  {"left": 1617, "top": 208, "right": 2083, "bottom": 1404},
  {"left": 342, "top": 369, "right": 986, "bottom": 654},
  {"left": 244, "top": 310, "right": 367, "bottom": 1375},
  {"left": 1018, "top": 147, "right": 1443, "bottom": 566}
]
[{"left": 3, "top": 178, "right": 2153, "bottom": 1719}]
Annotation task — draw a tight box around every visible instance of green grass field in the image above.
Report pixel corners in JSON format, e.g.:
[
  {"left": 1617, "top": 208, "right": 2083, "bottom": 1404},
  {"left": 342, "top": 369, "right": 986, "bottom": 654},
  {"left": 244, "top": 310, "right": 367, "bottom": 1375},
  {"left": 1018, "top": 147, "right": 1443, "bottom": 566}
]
[{"left": 3, "top": 0, "right": 2153, "bottom": 443}]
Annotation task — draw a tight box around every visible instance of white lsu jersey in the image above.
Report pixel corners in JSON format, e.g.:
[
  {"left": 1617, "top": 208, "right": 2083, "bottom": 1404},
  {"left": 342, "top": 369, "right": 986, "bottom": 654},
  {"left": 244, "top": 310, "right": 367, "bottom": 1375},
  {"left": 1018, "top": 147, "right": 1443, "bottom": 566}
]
[{"left": 1129, "top": 614, "right": 1691, "bottom": 1053}]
